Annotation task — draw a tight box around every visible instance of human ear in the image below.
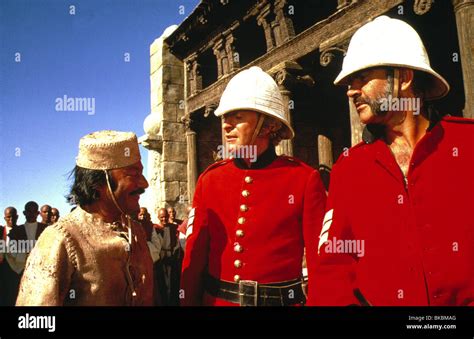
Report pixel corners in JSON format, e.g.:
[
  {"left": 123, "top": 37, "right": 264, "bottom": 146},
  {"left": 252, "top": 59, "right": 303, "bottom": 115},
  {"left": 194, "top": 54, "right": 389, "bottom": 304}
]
[{"left": 400, "top": 68, "right": 414, "bottom": 92}]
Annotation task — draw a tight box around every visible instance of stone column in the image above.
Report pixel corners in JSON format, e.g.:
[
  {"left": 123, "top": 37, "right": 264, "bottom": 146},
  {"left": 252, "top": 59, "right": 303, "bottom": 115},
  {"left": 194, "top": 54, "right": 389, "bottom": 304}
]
[
  {"left": 144, "top": 25, "right": 188, "bottom": 219},
  {"left": 186, "top": 53, "right": 202, "bottom": 96},
  {"left": 317, "top": 134, "right": 333, "bottom": 190},
  {"left": 186, "top": 129, "right": 198, "bottom": 202},
  {"left": 274, "top": 0, "right": 295, "bottom": 45},
  {"left": 319, "top": 41, "right": 362, "bottom": 146},
  {"left": 277, "top": 87, "right": 294, "bottom": 156},
  {"left": 452, "top": 0, "right": 474, "bottom": 118},
  {"left": 272, "top": 67, "right": 295, "bottom": 156},
  {"left": 269, "top": 62, "right": 314, "bottom": 156},
  {"left": 257, "top": 4, "right": 276, "bottom": 52},
  {"left": 141, "top": 114, "right": 163, "bottom": 223},
  {"left": 213, "top": 39, "right": 226, "bottom": 79},
  {"left": 225, "top": 33, "right": 240, "bottom": 72}
]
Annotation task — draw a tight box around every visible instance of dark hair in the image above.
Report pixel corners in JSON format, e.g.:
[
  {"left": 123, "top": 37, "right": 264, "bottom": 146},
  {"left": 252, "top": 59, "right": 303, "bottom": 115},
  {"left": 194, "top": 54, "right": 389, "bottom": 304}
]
[
  {"left": 24, "top": 201, "right": 38, "bottom": 211},
  {"left": 411, "top": 70, "right": 431, "bottom": 101},
  {"left": 67, "top": 166, "right": 115, "bottom": 207},
  {"left": 5, "top": 206, "right": 18, "bottom": 215}
]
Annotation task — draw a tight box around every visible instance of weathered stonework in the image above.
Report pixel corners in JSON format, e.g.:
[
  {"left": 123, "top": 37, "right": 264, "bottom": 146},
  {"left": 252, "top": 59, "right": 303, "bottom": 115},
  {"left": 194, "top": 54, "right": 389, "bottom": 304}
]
[
  {"left": 162, "top": 122, "right": 186, "bottom": 142},
  {"left": 161, "top": 162, "right": 188, "bottom": 182},
  {"left": 162, "top": 141, "right": 187, "bottom": 162},
  {"left": 141, "top": 25, "right": 189, "bottom": 221},
  {"left": 161, "top": 181, "right": 180, "bottom": 202}
]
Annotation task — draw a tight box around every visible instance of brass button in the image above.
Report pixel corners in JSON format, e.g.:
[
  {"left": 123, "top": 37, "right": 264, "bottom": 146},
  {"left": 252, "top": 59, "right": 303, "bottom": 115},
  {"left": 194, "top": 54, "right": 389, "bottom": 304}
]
[
  {"left": 240, "top": 204, "right": 248, "bottom": 212},
  {"left": 242, "top": 190, "right": 250, "bottom": 197},
  {"left": 236, "top": 229, "right": 244, "bottom": 238},
  {"left": 234, "top": 243, "right": 243, "bottom": 253},
  {"left": 238, "top": 217, "right": 246, "bottom": 225},
  {"left": 234, "top": 274, "right": 240, "bottom": 282},
  {"left": 244, "top": 176, "right": 253, "bottom": 184},
  {"left": 234, "top": 260, "right": 242, "bottom": 268}
]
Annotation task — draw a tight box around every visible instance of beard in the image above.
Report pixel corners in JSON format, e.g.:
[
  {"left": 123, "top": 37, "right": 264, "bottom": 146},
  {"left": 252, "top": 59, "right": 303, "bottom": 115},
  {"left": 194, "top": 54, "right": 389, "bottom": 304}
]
[{"left": 355, "top": 80, "right": 393, "bottom": 117}]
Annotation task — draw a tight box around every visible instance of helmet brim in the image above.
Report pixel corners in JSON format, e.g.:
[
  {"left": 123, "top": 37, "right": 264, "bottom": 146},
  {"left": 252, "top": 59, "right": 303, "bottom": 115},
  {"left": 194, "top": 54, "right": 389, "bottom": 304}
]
[
  {"left": 334, "top": 63, "right": 450, "bottom": 101},
  {"left": 215, "top": 107, "right": 295, "bottom": 140}
]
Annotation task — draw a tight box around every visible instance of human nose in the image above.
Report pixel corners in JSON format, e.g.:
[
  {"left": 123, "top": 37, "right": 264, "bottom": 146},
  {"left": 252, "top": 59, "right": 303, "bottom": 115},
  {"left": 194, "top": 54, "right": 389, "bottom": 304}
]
[
  {"left": 346, "top": 79, "right": 363, "bottom": 99},
  {"left": 139, "top": 174, "right": 149, "bottom": 189},
  {"left": 222, "top": 118, "right": 234, "bottom": 133}
]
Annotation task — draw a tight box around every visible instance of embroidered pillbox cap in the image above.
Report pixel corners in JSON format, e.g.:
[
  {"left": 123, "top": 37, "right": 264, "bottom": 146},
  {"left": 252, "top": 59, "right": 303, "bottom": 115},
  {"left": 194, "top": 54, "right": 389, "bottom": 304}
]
[{"left": 76, "top": 130, "right": 141, "bottom": 170}]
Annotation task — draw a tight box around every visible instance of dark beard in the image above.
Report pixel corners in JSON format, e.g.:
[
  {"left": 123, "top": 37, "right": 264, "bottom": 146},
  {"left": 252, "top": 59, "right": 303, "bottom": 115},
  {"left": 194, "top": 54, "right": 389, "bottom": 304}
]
[{"left": 355, "top": 76, "right": 393, "bottom": 117}]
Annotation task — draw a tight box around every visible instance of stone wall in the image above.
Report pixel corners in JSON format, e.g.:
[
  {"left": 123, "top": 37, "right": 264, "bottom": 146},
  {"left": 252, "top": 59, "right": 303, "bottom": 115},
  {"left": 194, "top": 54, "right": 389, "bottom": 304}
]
[{"left": 144, "top": 26, "right": 188, "bottom": 220}]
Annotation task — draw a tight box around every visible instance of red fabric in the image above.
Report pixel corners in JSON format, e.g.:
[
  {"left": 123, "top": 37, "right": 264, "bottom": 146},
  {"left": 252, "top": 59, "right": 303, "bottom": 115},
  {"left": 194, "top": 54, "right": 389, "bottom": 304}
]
[
  {"left": 310, "top": 117, "right": 474, "bottom": 306},
  {"left": 181, "top": 156, "right": 327, "bottom": 306}
]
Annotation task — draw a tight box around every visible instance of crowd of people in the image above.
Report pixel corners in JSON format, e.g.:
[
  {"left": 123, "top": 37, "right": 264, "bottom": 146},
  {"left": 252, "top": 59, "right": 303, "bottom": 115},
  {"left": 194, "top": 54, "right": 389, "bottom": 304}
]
[
  {"left": 0, "top": 202, "right": 190, "bottom": 306},
  {"left": 1, "top": 16, "right": 473, "bottom": 307},
  {"left": 138, "top": 206, "right": 190, "bottom": 306},
  {"left": 0, "top": 203, "right": 59, "bottom": 305}
]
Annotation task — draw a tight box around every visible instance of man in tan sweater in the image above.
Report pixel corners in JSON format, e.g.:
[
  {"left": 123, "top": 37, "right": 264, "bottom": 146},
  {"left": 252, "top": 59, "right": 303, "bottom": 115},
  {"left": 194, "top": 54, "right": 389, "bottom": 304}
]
[{"left": 16, "top": 130, "right": 153, "bottom": 306}]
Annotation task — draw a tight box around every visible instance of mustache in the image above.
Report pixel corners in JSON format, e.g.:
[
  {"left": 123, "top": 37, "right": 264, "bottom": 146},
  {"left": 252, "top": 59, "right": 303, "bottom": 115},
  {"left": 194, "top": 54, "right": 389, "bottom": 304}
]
[
  {"left": 354, "top": 96, "right": 369, "bottom": 106},
  {"left": 130, "top": 188, "right": 145, "bottom": 196}
]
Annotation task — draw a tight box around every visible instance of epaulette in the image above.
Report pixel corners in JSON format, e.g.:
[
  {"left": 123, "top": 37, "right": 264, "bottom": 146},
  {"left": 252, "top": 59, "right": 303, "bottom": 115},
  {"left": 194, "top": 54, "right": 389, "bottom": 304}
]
[
  {"left": 442, "top": 115, "right": 474, "bottom": 125},
  {"left": 201, "top": 158, "right": 232, "bottom": 176}
]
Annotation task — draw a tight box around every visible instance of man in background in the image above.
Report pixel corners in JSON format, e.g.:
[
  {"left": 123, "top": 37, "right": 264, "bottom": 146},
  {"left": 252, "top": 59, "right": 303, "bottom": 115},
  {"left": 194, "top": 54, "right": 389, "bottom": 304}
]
[
  {"left": 7, "top": 202, "right": 48, "bottom": 275},
  {"left": 0, "top": 207, "right": 22, "bottom": 305},
  {"left": 167, "top": 207, "right": 182, "bottom": 226},
  {"left": 138, "top": 206, "right": 163, "bottom": 305},
  {"left": 39, "top": 204, "right": 52, "bottom": 225},
  {"left": 50, "top": 208, "right": 60, "bottom": 224},
  {"left": 155, "top": 208, "right": 180, "bottom": 305}
]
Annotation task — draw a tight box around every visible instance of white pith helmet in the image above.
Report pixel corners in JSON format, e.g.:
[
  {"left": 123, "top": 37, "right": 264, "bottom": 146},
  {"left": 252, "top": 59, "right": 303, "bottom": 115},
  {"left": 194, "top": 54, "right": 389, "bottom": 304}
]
[
  {"left": 214, "top": 66, "right": 295, "bottom": 139},
  {"left": 334, "top": 16, "right": 450, "bottom": 100}
]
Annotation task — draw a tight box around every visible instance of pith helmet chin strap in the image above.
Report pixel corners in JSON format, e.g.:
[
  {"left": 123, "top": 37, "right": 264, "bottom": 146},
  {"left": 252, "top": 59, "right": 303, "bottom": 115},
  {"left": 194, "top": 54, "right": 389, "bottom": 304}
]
[
  {"left": 104, "top": 170, "right": 128, "bottom": 217},
  {"left": 249, "top": 113, "right": 266, "bottom": 146},
  {"left": 392, "top": 68, "right": 400, "bottom": 99},
  {"left": 104, "top": 169, "right": 137, "bottom": 299}
]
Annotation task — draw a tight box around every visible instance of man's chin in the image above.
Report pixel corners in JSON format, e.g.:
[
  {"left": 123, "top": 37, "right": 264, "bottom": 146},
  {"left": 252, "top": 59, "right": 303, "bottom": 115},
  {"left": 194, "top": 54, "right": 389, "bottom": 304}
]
[
  {"left": 124, "top": 201, "right": 141, "bottom": 216},
  {"left": 359, "top": 111, "right": 379, "bottom": 125}
]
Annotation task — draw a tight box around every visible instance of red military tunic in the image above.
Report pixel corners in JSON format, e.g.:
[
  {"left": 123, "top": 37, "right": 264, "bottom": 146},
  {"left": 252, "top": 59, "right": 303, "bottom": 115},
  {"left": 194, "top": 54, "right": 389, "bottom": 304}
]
[
  {"left": 310, "top": 116, "right": 474, "bottom": 306},
  {"left": 181, "top": 147, "right": 327, "bottom": 306}
]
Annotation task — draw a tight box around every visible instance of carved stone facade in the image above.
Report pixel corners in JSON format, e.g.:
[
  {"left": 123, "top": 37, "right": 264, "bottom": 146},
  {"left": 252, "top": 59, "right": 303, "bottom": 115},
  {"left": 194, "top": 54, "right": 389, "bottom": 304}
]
[{"left": 142, "top": 0, "right": 471, "bottom": 216}]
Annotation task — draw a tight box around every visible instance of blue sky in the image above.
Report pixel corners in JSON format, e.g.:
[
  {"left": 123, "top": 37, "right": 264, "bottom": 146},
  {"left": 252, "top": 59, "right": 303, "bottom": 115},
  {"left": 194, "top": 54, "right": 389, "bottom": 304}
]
[{"left": 0, "top": 0, "right": 199, "bottom": 223}]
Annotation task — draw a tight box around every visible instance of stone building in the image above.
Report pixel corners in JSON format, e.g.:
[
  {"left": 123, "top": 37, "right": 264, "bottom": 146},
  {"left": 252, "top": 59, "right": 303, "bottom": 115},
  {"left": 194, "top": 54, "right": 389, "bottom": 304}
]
[{"left": 140, "top": 0, "right": 473, "bottom": 220}]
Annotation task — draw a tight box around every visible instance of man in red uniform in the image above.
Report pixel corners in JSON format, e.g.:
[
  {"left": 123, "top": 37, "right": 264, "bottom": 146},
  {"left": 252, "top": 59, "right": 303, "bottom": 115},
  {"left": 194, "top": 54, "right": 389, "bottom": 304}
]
[
  {"left": 311, "top": 16, "right": 474, "bottom": 306},
  {"left": 181, "top": 66, "right": 327, "bottom": 306}
]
